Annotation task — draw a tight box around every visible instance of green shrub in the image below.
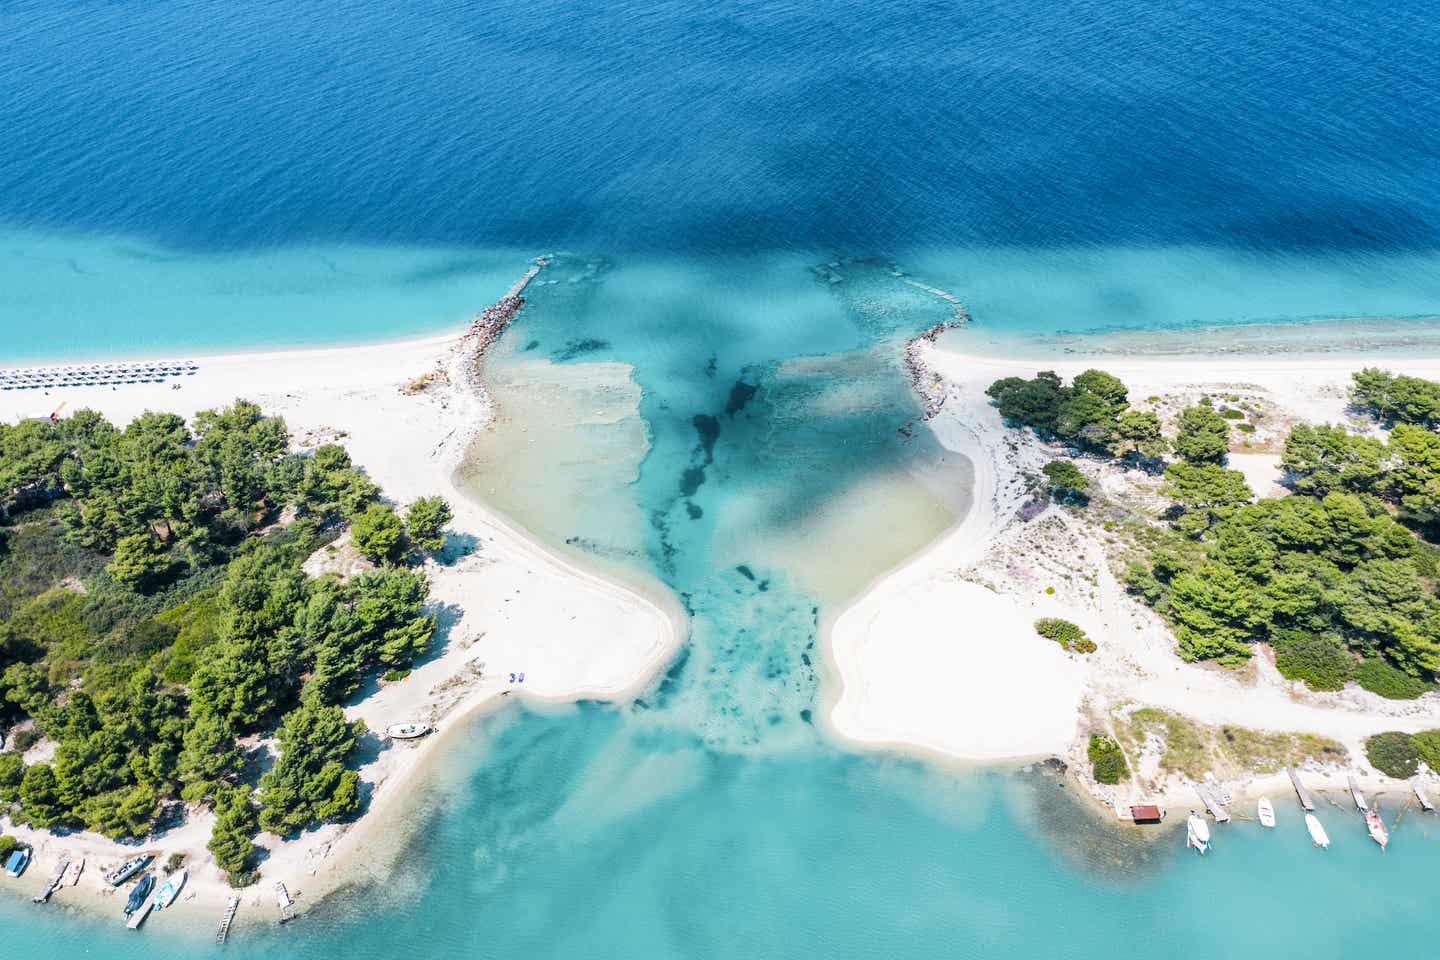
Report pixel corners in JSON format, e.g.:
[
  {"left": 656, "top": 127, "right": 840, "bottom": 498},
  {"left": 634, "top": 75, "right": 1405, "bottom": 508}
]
[
  {"left": 0, "top": 835, "right": 16, "bottom": 861},
  {"left": 1411, "top": 730, "right": 1440, "bottom": 773},
  {"left": 1219, "top": 408, "right": 1246, "bottom": 420},
  {"left": 1365, "top": 731, "right": 1421, "bottom": 778},
  {"left": 351, "top": 503, "right": 406, "bottom": 564},
  {"left": 1236, "top": 423, "right": 1256, "bottom": 433},
  {"left": 1035, "top": 617, "right": 1095, "bottom": 654},
  {"left": 1354, "top": 659, "right": 1434, "bottom": 700},
  {"left": 1271, "top": 629, "right": 1352, "bottom": 691},
  {"left": 1088, "top": 733, "right": 1129, "bottom": 784},
  {"left": 9, "top": 728, "right": 39, "bottom": 753},
  {"left": 382, "top": 668, "right": 411, "bottom": 683},
  {"left": 1042, "top": 460, "right": 1089, "bottom": 499}
]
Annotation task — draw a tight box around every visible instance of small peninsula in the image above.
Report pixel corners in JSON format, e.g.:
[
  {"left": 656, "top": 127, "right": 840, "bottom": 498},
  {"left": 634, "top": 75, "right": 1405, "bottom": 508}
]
[
  {"left": 828, "top": 344, "right": 1440, "bottom": 818},
  {"left": 0, "top": 278, "right": 680, "bottom": 923}
]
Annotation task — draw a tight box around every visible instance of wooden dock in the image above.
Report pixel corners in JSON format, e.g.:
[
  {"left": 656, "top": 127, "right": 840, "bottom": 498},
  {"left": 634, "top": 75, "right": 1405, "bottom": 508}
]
[
  {"left": 1286, "top": 766, "right": 1315, "bottom": 811},
  {"left": 1193, "top": 782, "right": 1231, "bottom": 822},
  {"left": 1348, "top": 775, "right": 1368, "bottom": 812},
  {"left": 32, "top": 856, "right": 70, "bottom": 903},
  {"left": 216, "top": 896, "right": 239, "bottom": 944}
]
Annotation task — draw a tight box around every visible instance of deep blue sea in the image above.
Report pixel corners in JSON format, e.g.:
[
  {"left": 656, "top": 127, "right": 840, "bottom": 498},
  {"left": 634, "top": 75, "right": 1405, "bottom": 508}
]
[{"left": 3, "top": 0, "right": 1440, "bottom": 956}]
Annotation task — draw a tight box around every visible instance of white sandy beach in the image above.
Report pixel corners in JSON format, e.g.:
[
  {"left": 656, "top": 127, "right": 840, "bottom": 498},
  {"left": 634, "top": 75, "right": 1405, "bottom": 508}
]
[
  {"left": 826, "top": 343, "right": 1440, "bottom": 809},
  {"left": 0, "top": 314, "right": 684, "bottom": 925}
]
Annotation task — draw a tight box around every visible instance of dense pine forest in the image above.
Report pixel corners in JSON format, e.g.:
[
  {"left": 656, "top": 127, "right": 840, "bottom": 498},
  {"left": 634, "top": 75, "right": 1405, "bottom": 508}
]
[
  {"left": 988, "top": 367, "right": 1440, "bottom": 698},
  {"left": 0, "top": 400, "right": 451, "bottom": 884}
]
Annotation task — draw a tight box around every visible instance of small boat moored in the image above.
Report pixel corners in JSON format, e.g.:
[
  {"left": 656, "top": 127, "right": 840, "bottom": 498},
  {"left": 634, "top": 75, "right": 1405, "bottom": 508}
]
[
  {"left": 1257, "top": 797, "right": 1276, "bottom": 828},
  {"left": 106, "top": 852, "right": 156, "bottom": 887},
  {"left": 1366, "top": 810, "right": 1389, "bottom": 851},
  {"left": 385, "top": 721, "right": 433, "bottom": 740},
  {"left": 1186, "top": 812, "right": 1210, "bottom": 855},
  {"left": 4, "top": 847, "right": 31, "bottom": 878},
  {"left": 1306, "top": 813, "right": 1331, "bottom": 849},
  {"left": 1413, "top": 780, "right": 1435, "bottom": 812}
]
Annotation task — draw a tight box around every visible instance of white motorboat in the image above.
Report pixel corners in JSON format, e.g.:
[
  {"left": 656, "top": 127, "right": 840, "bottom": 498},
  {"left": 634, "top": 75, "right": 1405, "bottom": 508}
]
[
  {"left": 385, "top": 721, "right": 432, "bottom": 740},
  {"left": 1186, "top": 812, "right": 1210, "bottom": 855},
  {"left": 1257, "top": 796, "right": 1276, "bottom": 828},
  {"left": 153, "top": 868, "right": 187, "bottom": 909},
  {"left": 1305, "top": 813, "right": 1330, "bottom": 848},
  {"left": 1412, "top": 780, "right": 1435, "bottom": 812}
]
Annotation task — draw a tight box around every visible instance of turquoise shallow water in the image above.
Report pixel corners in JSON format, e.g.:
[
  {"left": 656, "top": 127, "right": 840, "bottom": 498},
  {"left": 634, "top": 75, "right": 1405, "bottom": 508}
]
[
  {"left": 6, "top": 0, "right": 1440, "bottom": 952},
  {"left": 5, "top": 243, "right": 1440, "bottom": 958},
  {"left": 6, "top": 706, "right": 1440, "bottom": 959}
]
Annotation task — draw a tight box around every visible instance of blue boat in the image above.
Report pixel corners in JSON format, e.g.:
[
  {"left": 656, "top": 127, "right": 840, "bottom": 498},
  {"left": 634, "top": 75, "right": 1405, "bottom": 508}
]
[
  {"left": 4, "top": 848, "right": 30, "bottom": 877},
  {"left": 123, "top": 875, "right": 154, "bottom": 916}
]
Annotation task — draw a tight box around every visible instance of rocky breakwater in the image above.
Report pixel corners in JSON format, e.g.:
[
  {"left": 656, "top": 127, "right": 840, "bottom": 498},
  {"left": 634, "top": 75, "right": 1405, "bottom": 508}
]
[
  {"left": 903, "top": 320, "right": 963, "bottom": 420},
  {"left": 454, "top": 257, "right": 548, "bottom": 386}
]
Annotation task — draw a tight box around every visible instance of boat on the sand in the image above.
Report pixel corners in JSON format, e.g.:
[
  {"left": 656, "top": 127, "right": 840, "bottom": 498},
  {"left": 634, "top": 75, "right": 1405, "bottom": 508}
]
[
  {"left": 385, "top": 721, "right": 432, "bottom": 740},
  {"left": 106, "top": 852, "right": 156, "bottom": 886},
  {"left": 153, "top": 869, "right": 187, "bottom": 909},
  {"left": 124, "top": 874, "right": 155, "bottom": 916}
]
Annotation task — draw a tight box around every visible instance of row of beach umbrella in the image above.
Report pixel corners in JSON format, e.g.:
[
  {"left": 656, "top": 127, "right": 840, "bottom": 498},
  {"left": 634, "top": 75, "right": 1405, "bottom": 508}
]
[{"left": 0, "top": 360, "right": 198, "bottom": 390}]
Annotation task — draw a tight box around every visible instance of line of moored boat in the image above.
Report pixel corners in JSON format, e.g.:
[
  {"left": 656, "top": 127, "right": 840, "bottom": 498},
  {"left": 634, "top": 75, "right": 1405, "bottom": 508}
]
[{"left": 1184, "top": 773, "right": 1437, "bottom": 856}]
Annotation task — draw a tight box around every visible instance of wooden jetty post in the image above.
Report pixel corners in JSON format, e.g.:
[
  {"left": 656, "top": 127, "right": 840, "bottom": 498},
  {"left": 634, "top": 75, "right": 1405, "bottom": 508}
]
[
  {"left": 216, "top": 896, "right": 240, "bottom": 944},
  {"left": 1286, "top": 766, "right": 1315, "bottom": 811}
]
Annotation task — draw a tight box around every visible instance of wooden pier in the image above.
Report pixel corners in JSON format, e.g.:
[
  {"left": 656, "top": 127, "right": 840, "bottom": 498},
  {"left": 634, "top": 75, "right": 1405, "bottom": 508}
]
[
  {"left": 31, "top": 856, "right": 70, "bottom": 903},
  {"left": 1193, "top": 782, "right": 1231, "bottom": 823},
  {"left": 1348, "top": 775, "right": 1368, "bottom": 812},
  {"left": 216, "top": 896, "right": 240, "bottom": 944},
  {"left": 1286, "top": 766, "right": 1315, "bottom": 811}
]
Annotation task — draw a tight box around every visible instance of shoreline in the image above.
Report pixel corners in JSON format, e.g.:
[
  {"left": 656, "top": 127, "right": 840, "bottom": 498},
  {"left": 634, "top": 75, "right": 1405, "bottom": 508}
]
[
  {"left": 823, "top": 338, "right": 1440, "bottom": 815},
  {"left": 0, "top": 275, "right": 686, "bottom": 929},
  {"left": 8, "top": 303, "right": 1440, "bottom": 922}
]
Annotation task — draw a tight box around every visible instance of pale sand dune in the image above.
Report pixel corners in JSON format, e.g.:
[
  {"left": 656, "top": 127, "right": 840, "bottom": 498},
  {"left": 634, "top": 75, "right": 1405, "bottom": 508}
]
[
  {"left": 0, "top": 327, "right": 683, "bottom": 922},
  {"left": 827, "top": 345, "right": 1440, "bottom": 782}
]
